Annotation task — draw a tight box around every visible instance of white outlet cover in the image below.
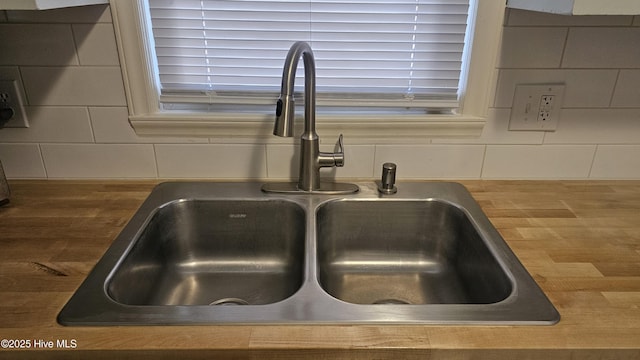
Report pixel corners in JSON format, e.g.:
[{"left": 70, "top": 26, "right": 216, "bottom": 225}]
[
  {"left": 0, "top": 79, "right": 29, "bottom": 128},
  {"left": 509, "top": 84, "right": 565, "bottom": 131}
]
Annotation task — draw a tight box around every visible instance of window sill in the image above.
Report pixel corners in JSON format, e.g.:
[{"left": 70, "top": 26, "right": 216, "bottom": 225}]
[{"left": 130, "top": 113, "right": 486, "bottom": 144}]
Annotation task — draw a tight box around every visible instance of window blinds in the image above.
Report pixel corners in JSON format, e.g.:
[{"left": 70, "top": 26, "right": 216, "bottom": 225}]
[{"left": 147, "top": 0, "right": 471, "bottom": 109}]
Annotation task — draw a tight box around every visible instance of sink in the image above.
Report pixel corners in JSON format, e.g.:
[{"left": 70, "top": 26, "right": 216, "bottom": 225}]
[
  {"left": 317, "top": 200, "right": 512, "bottom": 305},
  {"left": 58, "top": 182, "right": 559, "bottom": 325},
  {"left": 108, "top": 199, "right": 305, "bottom": 306}
]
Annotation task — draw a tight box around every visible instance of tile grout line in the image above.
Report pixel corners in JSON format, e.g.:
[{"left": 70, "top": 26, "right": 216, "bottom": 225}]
[
  {"left": 36, "top": 143, "right": 49, "bottom": 179},
  {"left": 479, "top": 145, "right": 488, "bottom": 179},
  {"left": 558, "top": 26, "right": 571, "bottom": 69},
  {"left": 587, "top": 144, "right": 599, "bottom": 179},
  {"left": 608, "top": 70, "right": 622, "bottom": 107},
  {"left": 152, "top": 144, "right": 160, "bottom": 179}
]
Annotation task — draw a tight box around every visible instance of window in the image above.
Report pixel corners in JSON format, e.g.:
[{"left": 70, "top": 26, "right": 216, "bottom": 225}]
[
  {"left": 150, "top": 0, "right": 468, "bottom": 111},
  {"left": 110, "top": 0, "right": 505, "bottom": 141}
]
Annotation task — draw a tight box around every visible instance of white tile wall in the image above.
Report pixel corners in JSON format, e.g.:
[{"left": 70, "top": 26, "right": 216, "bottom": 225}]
[
  {"left": 0, "top": 6, "right": 639, "bottom": 180},
  {"left": 495, "top": 70, "right": 618, "bottom": 108},
  {"left": 0, "top": 144, "right": 46, "bottom": 178},
  {"left": 591, "top": 145, "right": 640, "bottom": 179},
  {"left": 482, "top": 145, "right": 596, "bottom": 179},
  {"left": 562, "top": 28, "right": 640, "bottom": 68},
  {"left": 73, "top": 23, "right": 120, "bottom": 66},
  {"left": 155, "top": 144, "right": 267, "bottom": 179},
  {"left": 374, "top": 145, "right": 485, "bottom": 179},
  {"left": 0, "top": 24, "right": 77, "bottom": 66},
  {"left": 41, "top": 144, "right": 157, "bottom": 178},
  {"left": 506, "top": 11, "right": 633, "bottom": 27},
  {"left": 433, "top": 109, "right": 544, "bottom": 145},
  {"left": 543, "top": 109, "right": 640, "bottom": 144},
  {"left": 0, "top": 107, "right": 93, "bottom": 143},
  {"left": 21, "top": 66, "right": 126, "bottom": 106},
  {"left": 5, "top": 6, "right": 111, "bottom": 23},
  {"left": 499, "top": 27, "right": 567, "bottom": 68},
  {"left": 0, "top": 66, "right": 21, "bottom": 82},
  {"left": 89, "top": 107, "right": 207, "bottom": 144},
  {"left": 611, "top": 70, "right": 640, "bottom": 107}
]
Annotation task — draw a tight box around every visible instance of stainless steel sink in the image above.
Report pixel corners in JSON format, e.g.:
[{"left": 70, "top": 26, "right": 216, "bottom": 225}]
[
  {"left": 317, "top": 200, "right": 512, "bottom": 305},
  {"left": 58, "top": 182, "right": 559, "bottom": 325},
  {"left": 108, "top": 199, "right": 305, "bottom": 306}
]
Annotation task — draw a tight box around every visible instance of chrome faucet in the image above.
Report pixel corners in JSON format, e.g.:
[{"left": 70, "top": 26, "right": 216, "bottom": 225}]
[{"left": 262, "top": 41, "right": 358, "bottom": 194}]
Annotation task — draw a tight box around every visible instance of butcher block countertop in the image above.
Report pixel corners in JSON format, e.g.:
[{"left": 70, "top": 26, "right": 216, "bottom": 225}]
[{"left": 0, "top": 180, "right": 639, "bottom": 359}]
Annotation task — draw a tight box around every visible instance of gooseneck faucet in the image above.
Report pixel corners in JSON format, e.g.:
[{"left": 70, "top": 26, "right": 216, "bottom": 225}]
[{"left": 262, "top": 41, "right": 358, "bottom": 194}]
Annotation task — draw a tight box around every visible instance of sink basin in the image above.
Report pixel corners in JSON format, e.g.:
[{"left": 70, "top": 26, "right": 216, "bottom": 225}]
[
  {"left": 317, "top": 200, "right": 511, "bottom": 305},
  {"left": 58, "top": 182, "right": 559, "bottom": 325},
  {"left": 108, "top": 199, "right": 305, "bottom": 306}
]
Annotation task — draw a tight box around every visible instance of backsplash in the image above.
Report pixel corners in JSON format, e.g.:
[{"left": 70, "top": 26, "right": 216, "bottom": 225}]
[{"left": 0, "top": 6, "right": 639, "bottom": 180}]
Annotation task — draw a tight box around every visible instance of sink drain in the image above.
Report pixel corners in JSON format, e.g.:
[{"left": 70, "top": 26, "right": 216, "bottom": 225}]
[
  {"left": 209, "top": 298, "right": 250, "bottom": 306},
  {"left": 372, "top": 298, "right": 411, "bottom": 305}
]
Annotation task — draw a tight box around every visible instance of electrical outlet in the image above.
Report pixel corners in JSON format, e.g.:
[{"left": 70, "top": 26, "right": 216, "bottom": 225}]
[
  {"left": 0, "top": 80, "right": 29, "bottom": 128},
  {"left": 540, "top": 95, "right": 554, "bottom": 111},
  {"left": 538, "top": 110, "right": 551, "bottom": 122},
  {"left": 509, "top": 84, "right": 565, "bottom": 131},
  {"left": 537, "top": 95, "right": 553, "bottom": 122}
]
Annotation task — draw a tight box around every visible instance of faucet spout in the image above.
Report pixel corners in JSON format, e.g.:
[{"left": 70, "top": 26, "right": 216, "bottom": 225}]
[
  {"left": 273, "top": 41, "right": 316, "bottom": 139},
  {"left": 263, "top": 41, "right": 358, "bottom": 194}
]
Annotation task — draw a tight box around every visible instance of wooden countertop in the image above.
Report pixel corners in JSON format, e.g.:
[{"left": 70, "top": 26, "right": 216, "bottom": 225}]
[{"left": 0, "top": 180, "right": 639, "bottom": 359}]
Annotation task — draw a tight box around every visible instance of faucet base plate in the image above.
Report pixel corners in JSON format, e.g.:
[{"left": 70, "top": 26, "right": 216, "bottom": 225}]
[{"left": 262, "top": 182, "right": 359, "bottom": 195}]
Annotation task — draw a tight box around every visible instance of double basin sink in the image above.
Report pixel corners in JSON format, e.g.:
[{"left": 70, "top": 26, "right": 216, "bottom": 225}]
[{"left": 58, "top": 182, "right": 559, "bottom": 325}]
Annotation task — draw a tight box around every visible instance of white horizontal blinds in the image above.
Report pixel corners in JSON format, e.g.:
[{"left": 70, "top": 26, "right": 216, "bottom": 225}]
[
  {"left": 148, "top": 0, "right": 470, "bottom": 108},
  {"left": 309, "top": 0, "right": 469, "bottom": 100}
]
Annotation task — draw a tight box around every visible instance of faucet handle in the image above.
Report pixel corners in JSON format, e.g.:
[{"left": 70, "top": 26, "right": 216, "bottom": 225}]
[
  {"left": 318, "top": 134, "right": 346, "bottom": 168},
  {"left": 333, "top": 134, "right": 345, "bottom": 167}
]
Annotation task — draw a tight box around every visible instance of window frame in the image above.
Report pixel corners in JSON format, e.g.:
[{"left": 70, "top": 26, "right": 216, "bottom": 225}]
[{"left": 109, "top": 0, "right": 506, "bottom": 143}]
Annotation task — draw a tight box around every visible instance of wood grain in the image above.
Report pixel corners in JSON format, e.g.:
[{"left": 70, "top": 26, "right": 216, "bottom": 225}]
[{"left": 0, "top": 180, "right": 639, "bottom": 359}]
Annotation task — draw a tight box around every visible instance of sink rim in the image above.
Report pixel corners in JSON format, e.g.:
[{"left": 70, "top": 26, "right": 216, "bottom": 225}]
[{"left": 57, "top": 181, "right": 560, "bottom": 326}]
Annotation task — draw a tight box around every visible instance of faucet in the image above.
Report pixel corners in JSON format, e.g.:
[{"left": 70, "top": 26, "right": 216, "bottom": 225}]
[{"left": 262, "top": 41, "right": 358, "bottom": 194}]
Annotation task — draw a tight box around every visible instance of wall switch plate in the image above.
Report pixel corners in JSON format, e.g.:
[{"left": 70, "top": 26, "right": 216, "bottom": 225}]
[
  {"left": 509, "top": 84, "right": 565, "bottom": 131},
  {"left": 0, "top": 80, "right": 29, "bottom": 128}
]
